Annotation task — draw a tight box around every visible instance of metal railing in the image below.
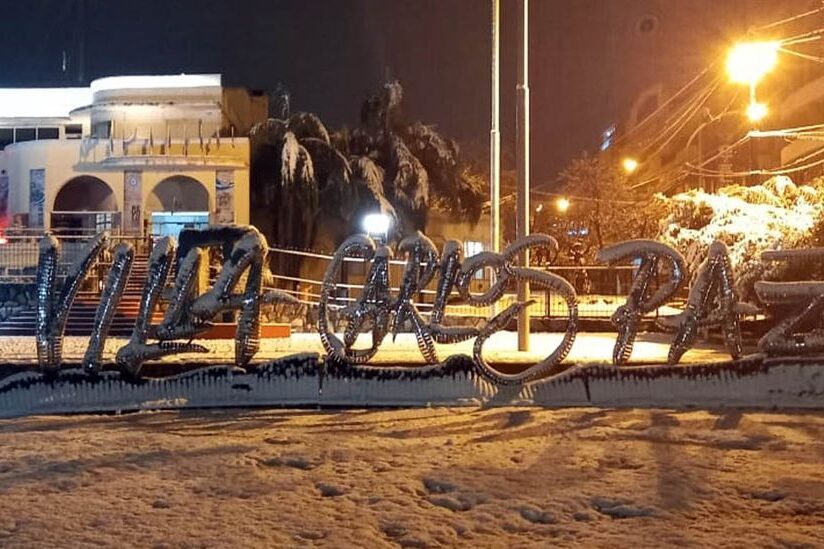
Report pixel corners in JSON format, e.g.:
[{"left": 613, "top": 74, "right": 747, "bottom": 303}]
[
  {"left": 0, "top": 236, "right": 685, "bottom": 326},
  {"left": 0, "top": 234, "right": 154, "bottom": 283},
  {"left": 264, "top": 247, "right": 682, "bottom": 323}
]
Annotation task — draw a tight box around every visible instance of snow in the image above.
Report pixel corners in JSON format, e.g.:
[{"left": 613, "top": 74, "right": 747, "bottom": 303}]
[{"left": 0, "top": 407, "right": 821, "bottom": 547}]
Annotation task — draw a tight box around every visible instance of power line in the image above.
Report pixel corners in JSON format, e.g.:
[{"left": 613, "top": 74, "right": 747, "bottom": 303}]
[
  {"left": 753, "top": 6, "right": 824, "bottom": 31},
  {"left": 610, "top": 63, "right": 718, "bottom": 148},
  {"left": 779, "top": 46, "right": 824, "bottom": 63},
  {"left": 638, "top": 78, "right": 722, "bottom": 158},
  {"left": 688, "top": 138, "right": 824, "bottom": 177},
  {"left": 530, "top": 188, "right": 641, "bottom": 205}
]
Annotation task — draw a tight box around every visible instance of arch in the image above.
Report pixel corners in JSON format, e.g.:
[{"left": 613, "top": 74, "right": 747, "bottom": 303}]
[
  {"left": 147, "top": 175, "right": 210, "bottom": 212},
  {"left": 53, "top": 175, "right": 117, "bottom": 212}
]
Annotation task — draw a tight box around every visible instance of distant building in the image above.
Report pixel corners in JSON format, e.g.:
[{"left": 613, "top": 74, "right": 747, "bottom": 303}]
[
  {"left": 600, "top": 0, "right": 824, "bottom": 193},
  {"left": 0, "top": 74, "right": 267, "bottom": 236}
]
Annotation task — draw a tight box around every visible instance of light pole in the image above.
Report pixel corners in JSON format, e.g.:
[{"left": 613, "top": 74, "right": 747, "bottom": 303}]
[
  {"left": 516, "top": 0, "right": 530, "bottom": 351},
  {"left": 726, "top": 42, "right": 777, "bottom": 125},
  {"left": 490, "top": 0, "right": 501, "bottom": 316},
  {"left": 490, "top": 0, "right": 501, "bottom": 258},
  {"left": 726, "top": 41, "right": 779, "bottom": 183}
]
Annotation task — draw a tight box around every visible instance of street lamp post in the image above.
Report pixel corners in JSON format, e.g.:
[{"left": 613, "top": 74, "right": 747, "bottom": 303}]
[
  {"left": 490, "top": 0, "right": 501, "bottom": 259},
  {"left": 490, "top": 0, "right": 501, "bottom": 316},
  {"left": 516, "top": 0, "right": 530, "bottom": 351},
  {"left": 726, "top": 40, "right": 779, "bottom": 181}
]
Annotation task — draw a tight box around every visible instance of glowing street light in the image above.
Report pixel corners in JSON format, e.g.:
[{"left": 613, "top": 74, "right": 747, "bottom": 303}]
[
  {"left": 556, "top": 197, "right": 570, "bottom": 213},
  {"left": 746, "top": 101, "right": 768, "bottom": 123},
  {"left": 622, "top": 157, "right": 639, "bottom": 174},
  {"left": 362, "top": 213, "right": 391, "bottom": 241},
  {"left": 726, "top": 41, "right": 780, "bottom": 85}
]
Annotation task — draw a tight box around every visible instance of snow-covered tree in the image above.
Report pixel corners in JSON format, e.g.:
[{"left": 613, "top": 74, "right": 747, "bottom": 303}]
[
  {"left": 548, "top": 153, "right": 658, "bottom": 261},
  {"left": 655, "top": 176, "right": 824, "bottom": 306}
]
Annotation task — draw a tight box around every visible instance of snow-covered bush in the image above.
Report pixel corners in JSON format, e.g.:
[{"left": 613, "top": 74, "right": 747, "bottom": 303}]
[{"left": 656, "top": 176, "right": 824, "bottom": 305}]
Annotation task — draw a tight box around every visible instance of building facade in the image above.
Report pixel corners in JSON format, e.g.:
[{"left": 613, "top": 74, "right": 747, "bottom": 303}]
[{"left": 0, "top": 74, "right": 266, "bottom": 236}]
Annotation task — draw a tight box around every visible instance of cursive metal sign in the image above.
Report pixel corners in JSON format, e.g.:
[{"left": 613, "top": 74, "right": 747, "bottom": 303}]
[{"left": 29, "top": 226, "right": 821, "bottom": 385}]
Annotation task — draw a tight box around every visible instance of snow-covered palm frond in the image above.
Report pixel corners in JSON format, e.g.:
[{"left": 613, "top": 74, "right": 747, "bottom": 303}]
[
  {"left": 403, "top": 122, "right": 457, "bottom": 183},
  {"left": 330, "top": 127, "right": 351, "bottom": 156},
  {"left": 349, "top": 127, "right": 377, "bottom": 157},
  {"left": 383, "top": 80, "right": 404, "bottom": 128},
  {"left": 281, "top": 132, "right": 315, "bottom": 188},
  {"left": 250, "top": 118, "right": 287, "bottom": 146},
  {"left": 288, "top": 112, "right": 330, "bottom": 143},
  {"left": 351, "top": 156, "right": 396, "bottom": 219},
  {"left": 455, "top": 168, "right": 485, "bottom": 223},
  {"left": 360, "top": 94, "right": 384, "bottom": 132},
  {"left": 301, "top": 138, "right": 351, "bottom": 189},
  {"left": 387, "top": 134, "right": 429, "bottom": 211},
  {"left": 302, "top": 137, "right": 355, "bottom": 218},
  {"left": 269, "top": 86, "right": 291, "bottom": 120},
  {"left": 402, "top": 122, "right": 485, "bottom": 222}
]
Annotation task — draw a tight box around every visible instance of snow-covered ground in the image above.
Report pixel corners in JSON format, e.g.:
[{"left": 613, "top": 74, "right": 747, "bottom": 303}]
[
  {"left": 0, "top": 407, "right": 821, "bottom": 547},
  {"left": 0, "top": 331, "right": 730, "bottom": 366}
]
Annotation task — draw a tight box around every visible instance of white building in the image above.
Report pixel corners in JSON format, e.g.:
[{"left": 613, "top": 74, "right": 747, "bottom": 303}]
[{"left": 0, "top": 74, "right": 265, "bottom": 237}]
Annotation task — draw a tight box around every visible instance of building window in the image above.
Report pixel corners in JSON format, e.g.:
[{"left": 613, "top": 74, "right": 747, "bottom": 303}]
[
  {"left": 464, "top": 241, "right": 483, "bottom": 257},
  {"left": 92, "top": 121, "right": 111, "bottom": 139},
  {"left": 65, "top": 124, "right": 82, "bottom": 139},
  {"left": 37, "top": 127, "right": 59, "bottom": 140},
  {"left": 15, "top": 128, "right": 35, "bottom": 142},
  {"left": 0, "top": 129, "right": 12, "bottom": 150}
]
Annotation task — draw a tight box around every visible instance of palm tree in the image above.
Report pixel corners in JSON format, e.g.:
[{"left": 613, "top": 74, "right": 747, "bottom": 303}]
[{"left": 250, "top": 80, "right": 485, "bottom": 278}]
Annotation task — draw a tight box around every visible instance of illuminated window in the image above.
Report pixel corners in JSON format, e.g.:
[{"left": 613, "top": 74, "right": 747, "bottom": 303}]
[
  {"left": 464, "top": 241, "right": 484, "bottom": 280},
  {"left": 464, "top": 241, "right": 483, "bottom": 257}
]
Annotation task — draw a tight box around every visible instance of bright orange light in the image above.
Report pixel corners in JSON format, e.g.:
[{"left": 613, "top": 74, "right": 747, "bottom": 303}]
[
  {"left": 727, "top": 41, "right": 780, "bottom": 85},
  {"left": 556, "top": 197, "right": 570, "bottom": 213},
  {"left": 622, "top": 157, "right": 639, "bottom": 174},
  {"left": 746, "top": 101, "right": 768, "bottom": 122}
]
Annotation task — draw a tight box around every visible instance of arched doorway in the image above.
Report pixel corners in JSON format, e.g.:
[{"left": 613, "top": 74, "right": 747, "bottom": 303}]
[
  {"left": 52, "top": 176, "right": 119, "bottom": 234},
  {"left": 147, "top": 175, "right": 210, "bottom": 238}
]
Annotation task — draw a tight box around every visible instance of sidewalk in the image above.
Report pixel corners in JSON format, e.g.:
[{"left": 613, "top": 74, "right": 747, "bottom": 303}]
[{"left": 0, "top": 331, "right": 733, "bottom": 366}]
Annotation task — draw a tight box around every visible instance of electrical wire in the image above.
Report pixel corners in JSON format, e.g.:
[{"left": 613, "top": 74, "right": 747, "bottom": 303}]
[
  {"left": 689, "top": 139, "right": 824, "bottom": 177},
  {"left": 775, "top": 26, "right": 824, "bottom": 47},
  {"left": 749, "top": 121, "right": 824, "bottom": 135},
  {"left": 686, "top": 155, "right": 824, "bottom": 178},
  {"left": 779, "top": 46, "right": 824, "bottom": 63},
  {"left": 610, "top": 64, "right": 718, "bottom": 147},
  {"left": 638, "top": 78, "right": 722, "bottom": 158},
  {"left": 530, "top": 188, "right": 642, "bottom": 205},
  {"left": 753, "top": 6, "right": 824, "bottom": 31},
  {"left": 609, "top": 6, "right": 823, "bottom": 153}
]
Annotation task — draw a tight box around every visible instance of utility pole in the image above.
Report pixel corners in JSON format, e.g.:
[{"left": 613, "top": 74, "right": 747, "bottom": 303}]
[
  {"left": 490, "top": 0, "right": 501, "bottom": 257},
  {"left": 516, "top": 0, "right": 530, "bottom": 351},
  {"left": 75, "top": 0, "right": 86, "bottom": 84},
  {"left": 490, "top": 0, "right": 501, "bottom": 315}
]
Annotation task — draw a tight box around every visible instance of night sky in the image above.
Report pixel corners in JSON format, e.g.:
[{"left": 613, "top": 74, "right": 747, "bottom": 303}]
[{"left": 0, "top": 0, "right": 816, "bottom": 188}]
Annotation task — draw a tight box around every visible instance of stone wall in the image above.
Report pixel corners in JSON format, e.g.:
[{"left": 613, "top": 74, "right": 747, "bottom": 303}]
[{"left": 0, "top": 284, "right": 36, "bottom": 322}]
